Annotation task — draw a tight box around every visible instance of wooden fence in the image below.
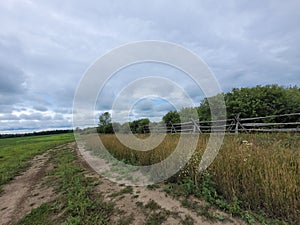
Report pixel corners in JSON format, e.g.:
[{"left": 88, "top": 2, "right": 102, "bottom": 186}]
[{"left": 146, "top": 112, "right": 300, "bottom": 133}]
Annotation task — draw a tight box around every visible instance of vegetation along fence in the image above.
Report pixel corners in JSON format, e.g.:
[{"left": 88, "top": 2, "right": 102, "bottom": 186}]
[{"left": 145, "top": 112, "right": 300, "bottom": 133}]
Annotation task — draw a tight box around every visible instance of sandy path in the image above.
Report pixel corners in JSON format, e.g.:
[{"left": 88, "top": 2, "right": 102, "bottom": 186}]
[
  {"left": 0, "top": 149, "right": 56, "bottom": 225},
  {"left": 76, "top": 143, "right": 246, "bottom": 225}
]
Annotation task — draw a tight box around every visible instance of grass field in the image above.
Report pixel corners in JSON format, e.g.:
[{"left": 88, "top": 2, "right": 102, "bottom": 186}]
[
  {"left": 0, "top": 133, "right": 74, "bottom": 192},
  {"left": 85, "top": 133, "right": 300, "bottom": 224},
  {"left": 0, "top": 132, "right": 298, "bottom": 224}
]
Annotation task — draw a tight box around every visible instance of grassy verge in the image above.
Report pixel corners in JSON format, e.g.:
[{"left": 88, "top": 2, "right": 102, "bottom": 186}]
[
  {"left": 164, "top": 174, "right": 292, "bottom": 225},
  {"left": 0, "top": 133, "right": 74, "bottom": 192},
  {"left": 85, "top": 133, "right": 299, "bottom": 224},
  {"left": 17, "top": 146, "right": 114, "bottom": 225}
]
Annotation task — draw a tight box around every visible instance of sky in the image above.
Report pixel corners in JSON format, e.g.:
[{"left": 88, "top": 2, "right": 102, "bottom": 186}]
[{"left": 0, "top": 0, "right": 300, "bottom": 133}]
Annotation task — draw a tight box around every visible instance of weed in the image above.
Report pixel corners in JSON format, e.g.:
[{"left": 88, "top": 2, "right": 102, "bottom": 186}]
[
  {"left": 145, "top": 199, "right": 161, "bottom": 211},
  {"left": 180, "top": 214, "right": 194, "bottom": 225},
  {"left": 145, "top": 211, "right": 169, "bottom": 225},
  {"left": 131, "top": 194, "right": 139, "bottom": 198},
  {"left": 117, "top": 213, "right": 134, "bottom": 225},
  {"left": 242, "top": 212, "right": 256, "bottom": 225},
  {"left": 135, "top": 201, "right": 143, "bottom": 207},
  {"left": 146, "top": 184, "right": 160, "bottom": 190},
  {"left": 108, "top": 186, "right": 133, "bottom": 198},
  {"left": 16, "top": 203, "right": 53, "bottom": 225}
]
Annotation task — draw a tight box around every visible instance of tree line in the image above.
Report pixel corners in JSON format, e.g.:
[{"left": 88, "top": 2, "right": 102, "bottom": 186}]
[
  {"left": 97, "top": 85, "right": 300, "bottom": 133},
  {"left": 97, "top": 112, "right": 151, "bottom": 134},
  {"left": 0, "top": 129, "right": 73, "bottom": 139}
]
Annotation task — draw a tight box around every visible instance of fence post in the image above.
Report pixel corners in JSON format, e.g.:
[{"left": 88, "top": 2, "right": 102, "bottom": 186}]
[
  {"left": 191, "top": 119, "right": 201, "bottom": 133},
  {"left": 171, "top": 123, "right": 177, "bottom": 133},
  {"left": 235, "top": 114, "right": 240, "bottom": 134}
]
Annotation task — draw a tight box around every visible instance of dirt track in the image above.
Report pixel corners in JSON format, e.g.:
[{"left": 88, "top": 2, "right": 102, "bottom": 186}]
[
  {"left": 0, "top": 143, "right": 246, "bottom": 225},
  {"left": 0, "top": 149, "right": 56, "bottom": 225}
]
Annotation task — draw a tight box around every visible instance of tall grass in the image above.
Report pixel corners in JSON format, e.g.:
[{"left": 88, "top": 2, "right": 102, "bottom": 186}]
[
  {"left": 209, "top": 134, "right": 299, "bottom": 224},
  {"left": 85, "top": 133, "right": 299, "bottom": 224}
]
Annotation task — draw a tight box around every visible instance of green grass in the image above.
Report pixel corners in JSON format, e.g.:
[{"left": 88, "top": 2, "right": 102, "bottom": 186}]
[
  {"left": 0, "top": 133, "right": 74, "bottom": 192},
  {"left": 108, "top": 186, "right": 133, "bottom": 198},
  {"left": 17, "top": 146, "right": 114, "bottom": 225},
  {"left": 145, "top": 211, "right": 169, "bottom": 225},
  {"left": 145, "top": 199, "right": 161, "bottom": 211},
  {"left": 143, "top": 199, "right": 170, "bottom": 225}
]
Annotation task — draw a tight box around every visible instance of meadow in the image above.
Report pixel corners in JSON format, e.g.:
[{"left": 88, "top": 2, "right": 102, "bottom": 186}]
[
  {"left": 86, "top": 133, "right": 300, "bottom": 224},
  {"left": 0, "top": 132, "right": 298, "bottom": 224},
  {"left": 0, "top": 133, "right": 74, "bottom": 192}
]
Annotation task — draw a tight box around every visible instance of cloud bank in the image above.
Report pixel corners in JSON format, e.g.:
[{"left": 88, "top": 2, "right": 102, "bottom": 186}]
[{"left": 0, "top": 0, "right": 299, "bottom": 133}]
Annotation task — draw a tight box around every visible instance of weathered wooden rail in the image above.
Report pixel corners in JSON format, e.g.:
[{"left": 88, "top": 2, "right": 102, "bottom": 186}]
[{"left": 146, "top": 112, "right": 300, "bottom": 133}]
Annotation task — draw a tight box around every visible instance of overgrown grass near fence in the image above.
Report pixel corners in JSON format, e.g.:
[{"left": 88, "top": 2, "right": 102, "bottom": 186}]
[
  {"left": 209, "top": 133, "right": 299, "bottom": 224},
  {"left": 86, "top": 133, "right": 299, "bottom": 224}
]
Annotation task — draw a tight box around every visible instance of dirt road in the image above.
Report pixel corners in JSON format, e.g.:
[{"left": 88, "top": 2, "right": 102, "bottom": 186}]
[{"left": 0, "top": 143, "right": 245, "bottom": 225}]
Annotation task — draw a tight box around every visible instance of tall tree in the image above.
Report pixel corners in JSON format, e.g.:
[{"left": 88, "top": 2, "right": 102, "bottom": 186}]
[
  {"left": 196, "top": 85, "right": 300, "bottom": 122},
  {"left": 98, "top": 112, "right": 114, "bottom": 133},
  {"left": 162, "top": 111, "right": 180, "bottom": 125}
]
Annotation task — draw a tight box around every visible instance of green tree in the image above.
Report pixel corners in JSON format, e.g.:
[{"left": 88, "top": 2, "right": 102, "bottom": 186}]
[
  {"left": 225, "top": 85, "right": 300, "bottom": 122},
  {"left": 196, "top": 93, "right": 226, "bottom": 121},
  {"left": 178, "top": 107, "right": 198, "bottom": 122},
  {"left": 129, "top": 118, "right": 150, "bottom": 133},
  {"left": 162, "top": 110, "right": 180, "bottom": 125},
  {"left": 196, "top": 85, "right": 300, "bottom": 122},
  {"left": 97, "top": 112, "right": 114, "bottom": 133}
]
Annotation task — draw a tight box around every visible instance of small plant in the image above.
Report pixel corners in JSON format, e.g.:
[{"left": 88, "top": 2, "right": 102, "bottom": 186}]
[
  {"left": 117, "top": 213, "right": 134, "bottom": 225},
  {"left": 181, "top": 199, "right": 198, "bottom": 210},
  {"left": 180, "top": 214, "right": 194, "bottom": 225},
  {"left": 146, "top": 184, "right": 160, "bottom": 190},
  {"left": 145, "top": 211, "right": 169, "bottom": 225},
  {"left": 108, "top": 186, "right": 133, "bottom": 198},
  {"left": 196, "top": 203, "right": 215, "bottom": 221},
  {"left": 242, "top": 212, "right": 256, "bottom": 225},
  {"left": 145, "top": 199, "right": 161, "bottom": 211},
  {"left": 180, "top": 177, "right": 201, "bottom": 197},
  {"left": 200, "top": 172, "right": 218, "bottom": 202},
  {"left": 135, "top": 201, "right": 143, "bottom": 207}
]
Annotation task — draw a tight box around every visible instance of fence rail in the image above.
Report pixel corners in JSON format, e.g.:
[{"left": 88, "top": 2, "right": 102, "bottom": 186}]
[{"left": 145, "top": 112, "right": 300, "bottom": 133}]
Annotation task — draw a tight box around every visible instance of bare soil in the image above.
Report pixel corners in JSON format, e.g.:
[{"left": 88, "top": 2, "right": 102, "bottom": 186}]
[
  {"left": 76, "top": 143, "right": 246, "bottom": 225},
  {"left": 0, "top": 151, "right": 55, "bottom": 225}
]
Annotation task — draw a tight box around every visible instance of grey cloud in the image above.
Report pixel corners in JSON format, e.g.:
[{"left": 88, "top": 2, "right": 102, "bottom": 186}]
[
  {"left": 133, "top": 99, "right": 154, "bottom": 112},
  {"left": 0, "top": 63, "right": 27, "bottom": 94},
  {"left": 33, "top": 105, "right": 48, "bottom": 112},
  {"left": 19, "top": 113, "right": 51, "bottom": 121},
  {"left": 0, "top": 113, "right": 19, "bottom": 121},
  {"left": 0, "top": 0, "right": 299, "bottom": 133}
]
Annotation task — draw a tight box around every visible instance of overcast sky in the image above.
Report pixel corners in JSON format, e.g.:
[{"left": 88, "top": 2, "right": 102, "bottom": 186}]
[{"left": 0, "top": 0, "right": 299, "bottom": 133}]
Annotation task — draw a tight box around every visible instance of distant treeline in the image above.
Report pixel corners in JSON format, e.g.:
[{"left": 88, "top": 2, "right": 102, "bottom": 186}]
[
  {"left": 0, "top": 129, "right": 73, "bottom": 139},
  {"left": 97, "top": 84, "right": 300, "bottom": 133}
]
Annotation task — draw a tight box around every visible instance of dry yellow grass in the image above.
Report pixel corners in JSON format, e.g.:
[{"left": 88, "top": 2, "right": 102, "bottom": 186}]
[
  {"left": 84, "top": 133, "right": 299, "bottom": 223},
  {"left": 210, "top": 134, "right": 299, "bottom": 223}
]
